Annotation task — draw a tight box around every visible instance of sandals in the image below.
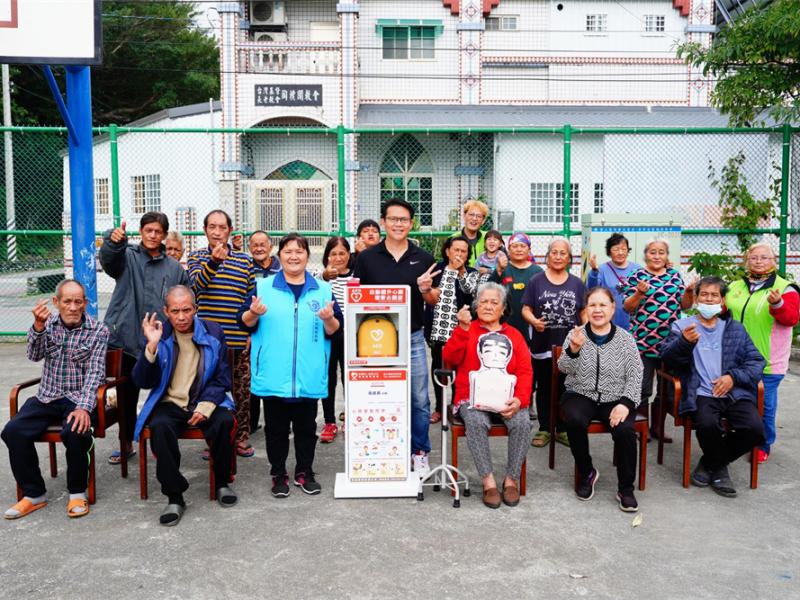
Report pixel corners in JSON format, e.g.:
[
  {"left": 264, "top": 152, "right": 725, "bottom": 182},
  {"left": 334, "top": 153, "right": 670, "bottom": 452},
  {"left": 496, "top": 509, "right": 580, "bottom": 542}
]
[
  {"left": 67, "top": 498, "right": 90, "bottom": 518},
  {"left": 531, "top": 431, "right": 551, "bottom": 447},
  {"left": 108, "top": 449, "right": 136, "bottom": 465},
  {"left": 236, "top": 444, "right": 255, "bottom": 458},
  {"left": 159, "top": 503, "right": 185, "bottom": 527},
  {"left": 4, "top": 498, "right": 47, "bottom": 520}
]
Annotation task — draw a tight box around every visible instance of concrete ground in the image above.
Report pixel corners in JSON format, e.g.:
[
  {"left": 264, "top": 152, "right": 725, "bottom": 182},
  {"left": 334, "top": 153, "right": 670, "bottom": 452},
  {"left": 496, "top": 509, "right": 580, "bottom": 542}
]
[{"left": 0, "top": 342, "right": 797, "bottom": 600}]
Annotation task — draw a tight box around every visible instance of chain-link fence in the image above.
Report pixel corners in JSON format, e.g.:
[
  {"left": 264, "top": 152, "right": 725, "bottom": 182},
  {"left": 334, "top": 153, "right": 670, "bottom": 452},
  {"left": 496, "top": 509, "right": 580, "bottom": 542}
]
[{"left": 0, "top": 124, "right": 798, "bottom": 333}]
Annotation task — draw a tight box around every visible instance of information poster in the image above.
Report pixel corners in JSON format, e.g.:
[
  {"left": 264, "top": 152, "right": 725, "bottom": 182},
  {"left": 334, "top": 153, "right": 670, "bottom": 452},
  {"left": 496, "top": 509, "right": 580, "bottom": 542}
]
[{"left": 346, "top": 370, "right": 408, "bottom": 481}]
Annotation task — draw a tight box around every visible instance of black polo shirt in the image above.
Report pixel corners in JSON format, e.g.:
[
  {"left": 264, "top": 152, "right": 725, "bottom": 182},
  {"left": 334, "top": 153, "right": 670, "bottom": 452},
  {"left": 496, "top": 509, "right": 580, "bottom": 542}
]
[{"left": 353, "top": 239, "right": 436, "bottom": 332}]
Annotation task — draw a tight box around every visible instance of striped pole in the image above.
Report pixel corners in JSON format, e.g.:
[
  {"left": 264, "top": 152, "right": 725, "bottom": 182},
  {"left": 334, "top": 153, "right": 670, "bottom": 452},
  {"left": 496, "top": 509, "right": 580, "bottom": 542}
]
[{"left": 2, "top": 64, "right": 15, "bottom": 262}]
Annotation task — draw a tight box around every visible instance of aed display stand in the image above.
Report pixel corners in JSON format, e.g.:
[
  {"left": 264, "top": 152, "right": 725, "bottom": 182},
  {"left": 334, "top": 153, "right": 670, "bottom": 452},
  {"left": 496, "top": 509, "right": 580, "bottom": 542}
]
[{"left": 334, "top": 284, "right": 419, "bottom": 498}]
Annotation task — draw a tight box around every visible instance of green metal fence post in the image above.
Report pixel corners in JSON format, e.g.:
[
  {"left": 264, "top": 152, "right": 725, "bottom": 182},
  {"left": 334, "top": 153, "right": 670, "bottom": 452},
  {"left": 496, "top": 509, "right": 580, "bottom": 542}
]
[
  {"left": 562, "top": 124, "right": 572, "bottom": 238},
  {"left": 109, "top": 123, "right": 121, "bottom": 227},
  {"left": 337, "top": 124, "right": 347, "bottom": 236},
  {"left": 779, "top": 122, "right": 791, "bottom": 274}
]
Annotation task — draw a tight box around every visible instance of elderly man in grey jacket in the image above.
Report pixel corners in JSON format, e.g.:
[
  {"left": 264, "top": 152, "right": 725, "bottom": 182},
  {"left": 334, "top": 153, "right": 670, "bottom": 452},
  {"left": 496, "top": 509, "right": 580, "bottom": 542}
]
[{"left": 99, "top": 211, "right": 188, "bottom": 467}]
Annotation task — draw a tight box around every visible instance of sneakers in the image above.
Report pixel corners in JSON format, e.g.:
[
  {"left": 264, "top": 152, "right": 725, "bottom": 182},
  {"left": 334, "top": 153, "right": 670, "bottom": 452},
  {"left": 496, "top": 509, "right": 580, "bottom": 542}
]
[
  {"left": 320, "top": 423, "right": 337, "bottom": 443},
  {"left": 412, "top": 452, "right": 431, "bottom": 479},
  {"left": 271, "top": 475, "right": 290, "bottom": 498},
  {"left": 756, "top": 449, "right": 769, "bottom": 464},
  {"left": 616, "top": 491, "right": 639, "bottom": 512},
  {"left": 710, "top": 466, "right": 737, "bottom": 498},
  {"left": 576, "top": 468, "right": 599, "bottom": 501},
  {"left": 294, "top": 472, "right": 322, "bottom": 495},
  {"left": 691, "top": 457, "right": 711, "bottom": 487}
]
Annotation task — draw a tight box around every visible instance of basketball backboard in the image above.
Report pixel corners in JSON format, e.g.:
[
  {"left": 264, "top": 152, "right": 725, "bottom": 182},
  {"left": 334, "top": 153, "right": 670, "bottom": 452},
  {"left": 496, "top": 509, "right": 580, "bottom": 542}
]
[{"left": 0, "top": 0, "right": 101, "bottom": 64}]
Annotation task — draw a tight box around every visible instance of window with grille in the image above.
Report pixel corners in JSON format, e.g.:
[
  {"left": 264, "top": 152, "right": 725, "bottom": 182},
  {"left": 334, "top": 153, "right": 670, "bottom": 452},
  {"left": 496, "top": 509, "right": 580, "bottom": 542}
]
[
  {"left": 379, "top": 135, "right": 434, "bottom": 226},
  {"left": 296, "top": 187, "right": 324, "bottom": 246},
  {"left": 258, "top": 188, "right": 284, "bottom": 231},
  {"left": 485, "top": 15, "right": 518, "bottom": 31},
  {"left": 174, "top": 206, "right": 197, "bottom": 251},
  {"left": 644, "top": 14, "right": 665, "bottom": 32},
  {"left": 585, "top": 14, "right": 607, "bottom": 32},
  {"left": 383, "top": 26, "right": 435, "bottom": 59},
  {"left": 131, "top": 174, "right": 161, "bottom": 214},
  {"left": 594, "top": 183, "right": 604, "bottom": 214},
  {"left": 530, "top": 183, "right": 580, "bottom": 224},
  {"left": 95, "top": 178, "right": 109, "bottom": 214}
]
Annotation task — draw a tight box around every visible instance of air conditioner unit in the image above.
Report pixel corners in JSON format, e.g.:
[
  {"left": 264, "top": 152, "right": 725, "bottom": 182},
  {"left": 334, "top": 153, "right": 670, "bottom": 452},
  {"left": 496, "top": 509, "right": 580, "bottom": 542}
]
[
  {"left": 250, "top": 1, "right": 286, "bottom": 27},
  {"left": 254, "top": 31, "right": 288, "bottom": 43}
]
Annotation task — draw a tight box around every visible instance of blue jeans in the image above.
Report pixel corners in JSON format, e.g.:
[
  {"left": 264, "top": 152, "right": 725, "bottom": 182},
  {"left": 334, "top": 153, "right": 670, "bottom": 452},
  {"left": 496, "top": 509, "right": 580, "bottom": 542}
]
[
  {"left": 761, "top": 373, "right": 784, "bottom": 453},
  {"left": 410, "top": 329, "right": 431, "bottom": 454}
]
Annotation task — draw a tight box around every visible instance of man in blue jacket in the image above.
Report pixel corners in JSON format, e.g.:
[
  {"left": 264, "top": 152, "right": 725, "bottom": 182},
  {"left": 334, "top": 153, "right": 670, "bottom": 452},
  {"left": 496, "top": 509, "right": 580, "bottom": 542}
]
[
  {"left": 661, "top": 276, "right": 765, "bottom": 498},
  {"left": 132, "top": 285, "right": 236, "bottom": 526}
]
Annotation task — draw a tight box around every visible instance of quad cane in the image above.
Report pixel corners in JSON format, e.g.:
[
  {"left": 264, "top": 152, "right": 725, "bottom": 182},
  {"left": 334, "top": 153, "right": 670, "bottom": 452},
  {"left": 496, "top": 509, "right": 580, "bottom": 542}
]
[{"left": 417, "top": 369, "right": 470, "bottom": 507}]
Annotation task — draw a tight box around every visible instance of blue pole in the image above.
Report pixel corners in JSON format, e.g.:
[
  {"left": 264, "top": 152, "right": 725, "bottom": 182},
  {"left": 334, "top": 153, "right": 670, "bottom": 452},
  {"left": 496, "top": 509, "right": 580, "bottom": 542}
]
[{"left": 65, "top": 66, "right": 98, "bottom": 317}]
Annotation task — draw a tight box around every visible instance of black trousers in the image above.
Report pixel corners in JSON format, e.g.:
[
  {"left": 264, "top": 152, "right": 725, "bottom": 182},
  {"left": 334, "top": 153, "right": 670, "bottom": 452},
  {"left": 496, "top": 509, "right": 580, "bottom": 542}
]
[
  {"left": 119, "top": 351, "right": 140, "bottom": 444},
  {"left": 147, "top": 402, "right": 235, "bottom": 498},
  {"left": 1, "top": 397, "right": 95, "bottom": 497},
  {"left": 694, "top": 395, "right": 765, "bottom": 472},
  {"left": 260, "top": 396, "right": 318, "bottom": 477},
  {"left": 533, "top": 356, "right": 565, "bottom": 433},
  {"left": 561, "top": 391, "right": 637, "bottom": 494},
  {"left": 322, "top": 334, "right": 344, "bottom": 424}
]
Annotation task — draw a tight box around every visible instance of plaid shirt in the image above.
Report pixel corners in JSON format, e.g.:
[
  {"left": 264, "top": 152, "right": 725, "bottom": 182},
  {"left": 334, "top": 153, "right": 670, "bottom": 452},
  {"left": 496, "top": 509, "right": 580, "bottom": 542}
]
[{"left": 27, "top": 314, "right": 109, "bottom": 412}]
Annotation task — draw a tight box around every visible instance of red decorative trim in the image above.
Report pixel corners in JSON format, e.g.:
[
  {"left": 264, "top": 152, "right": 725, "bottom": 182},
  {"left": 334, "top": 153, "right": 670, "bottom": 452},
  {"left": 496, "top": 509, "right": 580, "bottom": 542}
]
[
  {"left": 673, "top": 0, "right": 691, "bottom": 16},
  {"left": 443, "top": 0, "right": 501, "bottom": 16},
  {"left": 0, "top": 0, "right": 18, "bottom": 28},
  {"left": 482, "top": 55, "right": 684, "bottom": 65}
]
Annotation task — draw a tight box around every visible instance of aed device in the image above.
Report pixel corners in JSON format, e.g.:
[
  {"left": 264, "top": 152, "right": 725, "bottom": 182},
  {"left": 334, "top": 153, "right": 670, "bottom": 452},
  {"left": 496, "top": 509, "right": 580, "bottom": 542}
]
[{"left": 357, "top": 315, "right": 399, "bottom": 358}]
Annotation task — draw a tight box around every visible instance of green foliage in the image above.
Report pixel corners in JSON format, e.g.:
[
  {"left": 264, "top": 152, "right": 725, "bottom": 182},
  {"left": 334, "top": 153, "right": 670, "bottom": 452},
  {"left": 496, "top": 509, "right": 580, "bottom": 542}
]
[
  {"left": 9, "top": 2, "right": 219, "bottom": 126},
  {"left": 687, "top": 248, "right": 744, "bottom": 282},
  {"left": 677, "top": 0, "right": 800, "bottom": 126},
  {"left": 708, "top": 150, "right": 778, "bottom": 252}
]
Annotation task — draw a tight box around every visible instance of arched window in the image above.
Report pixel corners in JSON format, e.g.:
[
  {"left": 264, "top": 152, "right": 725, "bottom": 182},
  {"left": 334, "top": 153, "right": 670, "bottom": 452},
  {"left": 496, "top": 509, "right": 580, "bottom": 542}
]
[
  {"left": 379, "top": 135, "right": 433, "bottom": 226},
  {"left": 266, "top": 160, "right": 330, "bottom": 180}
]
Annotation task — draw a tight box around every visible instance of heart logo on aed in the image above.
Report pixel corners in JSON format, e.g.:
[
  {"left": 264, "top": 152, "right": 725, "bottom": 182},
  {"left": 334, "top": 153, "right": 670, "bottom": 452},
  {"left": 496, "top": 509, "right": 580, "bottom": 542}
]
[
  {"left": 370, "top": 329, "right": 384, "bottom": 342},
  {"left": 351, "top": 291, "right": 362, "bottom": 302}
]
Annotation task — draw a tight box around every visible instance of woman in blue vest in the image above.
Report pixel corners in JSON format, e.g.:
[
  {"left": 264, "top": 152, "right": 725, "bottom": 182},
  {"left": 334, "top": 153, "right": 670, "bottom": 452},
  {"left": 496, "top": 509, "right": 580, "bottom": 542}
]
[{"left": 238, "top": 233, "right": 342, "bottom": 498}]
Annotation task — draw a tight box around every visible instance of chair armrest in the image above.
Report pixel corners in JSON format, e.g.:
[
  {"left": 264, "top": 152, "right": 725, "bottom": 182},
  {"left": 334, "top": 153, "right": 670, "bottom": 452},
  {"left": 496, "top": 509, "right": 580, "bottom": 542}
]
[
  {"left": 756, "top": 380, "right": 765, "bottom": 416},
  {"left": 656, "top": 368, "right": 681, "bottom": 416},
  {"left": 95, "top": 375, "right": 128, "bottom": 437},
  {"left": 8, "top": 378, "right": 42, "bottom": 418}
]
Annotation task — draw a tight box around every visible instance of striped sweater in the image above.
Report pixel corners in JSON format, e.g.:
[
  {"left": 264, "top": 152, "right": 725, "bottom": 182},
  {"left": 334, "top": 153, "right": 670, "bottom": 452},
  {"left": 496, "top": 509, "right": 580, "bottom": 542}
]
[
  {"left": 557, "top": 324, "right": 643, "bottom": 410},
  {"left": 187, "top": 245, "right": 255, "bottom": 348}
]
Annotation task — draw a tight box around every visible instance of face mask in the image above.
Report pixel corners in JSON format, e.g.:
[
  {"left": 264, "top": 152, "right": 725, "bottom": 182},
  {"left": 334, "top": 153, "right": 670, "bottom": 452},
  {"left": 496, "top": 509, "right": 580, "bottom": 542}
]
[{"left": 696, "top": 303, "right": 722, "bottom": 319}]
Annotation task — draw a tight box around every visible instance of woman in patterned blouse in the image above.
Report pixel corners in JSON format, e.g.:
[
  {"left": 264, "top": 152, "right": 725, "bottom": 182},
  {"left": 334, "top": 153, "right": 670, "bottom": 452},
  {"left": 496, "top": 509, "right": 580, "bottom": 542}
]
[
  {"left": 424, "top": 236, "right": 481, "bottom": 423},
  {"left": 623, "top": 238, "right": 694, "bottom": 440}
]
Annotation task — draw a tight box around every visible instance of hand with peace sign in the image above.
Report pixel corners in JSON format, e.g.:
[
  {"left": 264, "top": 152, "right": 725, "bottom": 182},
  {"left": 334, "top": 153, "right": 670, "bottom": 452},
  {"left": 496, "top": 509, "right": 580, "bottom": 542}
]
[
  {"left": 416, "top": 263, "right": 442, "bottom": 294},
  {"left": 110, "top": 219, "right": 127, "bottom": 244}
]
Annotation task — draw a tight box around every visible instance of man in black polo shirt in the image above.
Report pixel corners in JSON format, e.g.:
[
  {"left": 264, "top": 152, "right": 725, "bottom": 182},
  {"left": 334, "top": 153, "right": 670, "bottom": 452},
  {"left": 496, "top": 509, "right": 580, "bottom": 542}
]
[{"left": 353, "top": 199, "right": 437, "bottom": 477}]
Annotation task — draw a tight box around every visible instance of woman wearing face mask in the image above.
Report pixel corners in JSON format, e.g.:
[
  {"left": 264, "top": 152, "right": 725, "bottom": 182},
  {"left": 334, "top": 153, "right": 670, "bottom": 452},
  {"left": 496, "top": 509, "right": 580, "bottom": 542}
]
[
  {"left": 587, "top": 233, "right": 641, "bottom": 329},
  {"left": 725, "top": 242, "right": 800, "bottom": 463},
  {"left": 424, "top": 236, "right": 480, "bottom": 423},
  {"left": 623, "top": 239, "right": 694, "bottom": 440},
  {"left": 559, "top": 287, "right": 644, "bottom": 512}
]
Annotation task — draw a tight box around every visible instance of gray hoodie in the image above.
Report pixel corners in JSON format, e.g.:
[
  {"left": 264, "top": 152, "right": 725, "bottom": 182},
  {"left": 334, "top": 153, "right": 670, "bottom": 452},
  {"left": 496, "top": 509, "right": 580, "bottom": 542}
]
[{"left": 99, "top": 231, "right": 189, "bottom": 356}]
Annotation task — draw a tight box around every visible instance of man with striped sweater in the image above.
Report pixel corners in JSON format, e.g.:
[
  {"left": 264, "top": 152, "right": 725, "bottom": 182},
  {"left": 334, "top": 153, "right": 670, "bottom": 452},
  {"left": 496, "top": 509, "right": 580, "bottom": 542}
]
[{"left": 188, "top": 210, "right": 255, "bottom": 457}]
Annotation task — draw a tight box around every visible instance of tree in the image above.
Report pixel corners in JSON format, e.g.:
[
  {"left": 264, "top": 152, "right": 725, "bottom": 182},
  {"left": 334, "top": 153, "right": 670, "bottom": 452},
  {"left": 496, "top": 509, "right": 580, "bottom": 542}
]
[
  {"left": 678, "top": 0, "right": 800, "bottom": 126},
  {"left": 8, "top": 1, "right": 219, "bottom": 126}
]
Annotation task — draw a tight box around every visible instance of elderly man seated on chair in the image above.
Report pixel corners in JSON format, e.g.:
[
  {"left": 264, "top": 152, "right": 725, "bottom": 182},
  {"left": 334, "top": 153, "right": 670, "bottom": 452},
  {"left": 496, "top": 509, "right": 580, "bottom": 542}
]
[
  {"left": 661, "top": 276, "right": 765, "bottom": 498},
  {"left": 2, "top": 280, "right": 109, "bottom": 520},
  {"left": 132, "top": 285, "right": 237, "bottom": 526}
]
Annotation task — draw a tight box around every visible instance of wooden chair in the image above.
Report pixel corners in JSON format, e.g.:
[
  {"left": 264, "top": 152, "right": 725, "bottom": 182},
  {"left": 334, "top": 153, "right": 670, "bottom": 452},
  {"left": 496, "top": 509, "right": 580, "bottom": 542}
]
[
  {"left": 8, "top": 348, "right": 128, "bottom": 504},
  {"left": 138, "top": 348, "right": 237, "bottom": 501},
  {"left": 448, "top": 367, "right": 528, "bottom": 495},
  {"left": 548, "top": 346, "right": 649, "bottom": 491},
  {"left": 656, "top": 369, "right": 763, "bottom": 488}
]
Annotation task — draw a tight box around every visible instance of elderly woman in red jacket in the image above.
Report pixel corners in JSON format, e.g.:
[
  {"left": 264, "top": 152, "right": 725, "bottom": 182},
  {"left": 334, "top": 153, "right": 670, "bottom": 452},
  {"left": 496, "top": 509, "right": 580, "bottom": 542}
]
[{"left": 443, "top": 282, "right": 533, "bottom": 509}]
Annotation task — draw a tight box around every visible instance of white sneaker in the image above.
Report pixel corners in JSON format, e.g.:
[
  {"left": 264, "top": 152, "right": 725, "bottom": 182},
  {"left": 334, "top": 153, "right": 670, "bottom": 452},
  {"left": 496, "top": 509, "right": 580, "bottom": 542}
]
[{"left": 412, "top": 452, "right": 430, "bottom": 479}]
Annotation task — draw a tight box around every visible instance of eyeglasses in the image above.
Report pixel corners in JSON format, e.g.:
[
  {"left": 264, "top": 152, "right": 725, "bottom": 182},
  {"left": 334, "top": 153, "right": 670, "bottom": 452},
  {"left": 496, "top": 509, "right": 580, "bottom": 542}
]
[
  {"left": 748, "top": 255, "right": 773, "bottom": 262},
  {"left": 465, "top": 212, "right": 485, "bottom": 219},
  {"left": 385, "top": 217, "right": 411, "bottom": 225}
]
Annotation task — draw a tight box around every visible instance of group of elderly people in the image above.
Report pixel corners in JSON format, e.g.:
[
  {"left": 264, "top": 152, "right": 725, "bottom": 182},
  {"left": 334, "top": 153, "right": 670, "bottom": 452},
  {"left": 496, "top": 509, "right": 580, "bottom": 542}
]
[{"left": 1, "top": 200, "right": 794, "bottom": 521}]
